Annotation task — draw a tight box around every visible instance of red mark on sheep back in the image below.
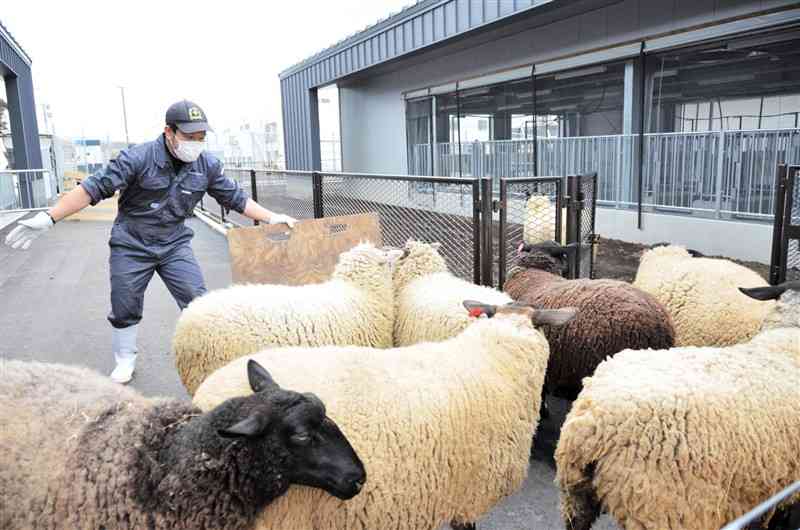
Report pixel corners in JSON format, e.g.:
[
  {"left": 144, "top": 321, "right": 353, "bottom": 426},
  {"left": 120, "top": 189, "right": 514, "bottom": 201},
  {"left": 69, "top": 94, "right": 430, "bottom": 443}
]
[{"left": 468, "top": 308, "right": 484, "bottom": 318}]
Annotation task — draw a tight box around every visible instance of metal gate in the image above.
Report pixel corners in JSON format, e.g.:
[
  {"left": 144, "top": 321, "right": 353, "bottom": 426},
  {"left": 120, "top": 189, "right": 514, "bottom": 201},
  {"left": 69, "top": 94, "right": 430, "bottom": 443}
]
[
  {"left": 497, "top": 172, "right": 597, "bottom": 290},
  {"left": 769, "top": 164, "right": 800, "bottom": 285}
]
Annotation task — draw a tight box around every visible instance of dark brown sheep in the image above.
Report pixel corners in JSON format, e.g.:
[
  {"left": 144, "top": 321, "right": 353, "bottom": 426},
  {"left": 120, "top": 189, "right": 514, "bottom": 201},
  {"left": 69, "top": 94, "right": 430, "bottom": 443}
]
[{"left": 504, "top": 241, "right": 676, "bottom": 399}]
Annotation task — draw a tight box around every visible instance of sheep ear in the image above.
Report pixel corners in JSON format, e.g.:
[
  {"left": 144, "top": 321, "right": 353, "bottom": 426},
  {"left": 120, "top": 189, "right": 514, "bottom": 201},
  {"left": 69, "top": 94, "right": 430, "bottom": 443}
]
[
  {"left": 218, "top": 411, "right": 271, "bottom": 439},
  {"left": 739, "top": 285, "right": 786, "bottom": 301},
  {"left": 531, "top": 308, "right": 577, "bottom": 327},
  {"left": 686, "top": 248, "right": 704, "bottom": 257},
  {"left": 248, "top": 359, "right": 279, "bottom": 394},
  {"left": 463, "top": 300, "right": 497, "bottom": 317}
]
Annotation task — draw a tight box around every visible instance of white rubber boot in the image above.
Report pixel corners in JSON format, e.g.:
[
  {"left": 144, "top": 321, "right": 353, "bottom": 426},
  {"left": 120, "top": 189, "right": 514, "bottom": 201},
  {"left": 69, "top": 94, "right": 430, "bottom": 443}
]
[{"left": 110, "top": 325, "right": 138, "bottom": 384}]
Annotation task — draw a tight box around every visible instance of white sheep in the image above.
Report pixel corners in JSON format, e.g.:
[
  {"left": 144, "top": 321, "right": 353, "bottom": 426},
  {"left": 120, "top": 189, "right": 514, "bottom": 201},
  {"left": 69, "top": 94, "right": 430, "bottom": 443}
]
[
  {"left": 522, "top": 194, "right": 567, "bottom": 245},
  {"left": 0, "top": 359, "right": 366, "bottom": 530},
  {"left": 173, "top": 242, "right": 403, "bottom": 394},
  {"left": 740, "top": 280, "right": 800, "bottom": 331},
  {"left": 555, "top": 327, "right": 800, "bottom": 530},
  {"left": 633, "top": 244, "right": 772, "bottom": 346},
  {"left": 392, "top": 240, "right": 512, "bottom": 346},
  {"left": 194, "top": 301, "right": 578, "bottom": 530}
]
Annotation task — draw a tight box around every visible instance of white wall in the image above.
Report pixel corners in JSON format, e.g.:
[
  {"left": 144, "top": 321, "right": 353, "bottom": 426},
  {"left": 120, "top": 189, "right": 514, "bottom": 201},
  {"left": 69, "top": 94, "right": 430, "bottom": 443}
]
[
  {"left": 597, "top": 208, "right": 773, "bottom": 263},
  {"left": 339, "top": 0, "right": 798, "bottom": 174}
]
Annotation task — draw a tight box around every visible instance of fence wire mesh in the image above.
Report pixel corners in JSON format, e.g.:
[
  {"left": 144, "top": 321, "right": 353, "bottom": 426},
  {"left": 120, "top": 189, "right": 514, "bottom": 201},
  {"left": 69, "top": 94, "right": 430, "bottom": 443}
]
[
  {"left": 499, "top": 177, "right": 563, "bottom": 290},
  {"left": 215, "top": 169, "right": 316, "bottom": 226},
  {"left": 319, "top": 173, "right": 479, "bottom": 282},
  {"left": 0, "top": 170, "right": 55, "bottom": 211}
]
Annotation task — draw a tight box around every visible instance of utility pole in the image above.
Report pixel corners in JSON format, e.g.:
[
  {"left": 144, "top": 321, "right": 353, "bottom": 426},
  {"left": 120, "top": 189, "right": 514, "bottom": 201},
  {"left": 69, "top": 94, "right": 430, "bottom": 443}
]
[{"left": 117, "top": 85, "right": 130, "bottom": 147}]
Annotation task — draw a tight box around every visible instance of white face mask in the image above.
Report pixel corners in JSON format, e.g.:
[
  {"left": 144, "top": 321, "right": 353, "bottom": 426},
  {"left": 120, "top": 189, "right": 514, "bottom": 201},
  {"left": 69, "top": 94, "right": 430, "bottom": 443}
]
[{"left": 172, "top": 138, "right": 205, "bottom": 163}]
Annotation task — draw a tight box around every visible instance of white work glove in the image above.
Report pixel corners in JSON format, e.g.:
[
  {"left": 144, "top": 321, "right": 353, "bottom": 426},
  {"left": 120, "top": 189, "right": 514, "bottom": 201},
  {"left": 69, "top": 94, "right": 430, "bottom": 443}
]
[
  {"left": 268, "top": 213, "right": 297, "bottom": 228},
  {"left": 4, "top": 212, "right": 55, "bottom": 250}
]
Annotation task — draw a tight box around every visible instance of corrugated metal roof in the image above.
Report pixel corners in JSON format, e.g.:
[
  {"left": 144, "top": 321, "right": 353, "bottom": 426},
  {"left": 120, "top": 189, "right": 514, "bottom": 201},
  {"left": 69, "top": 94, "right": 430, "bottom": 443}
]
[
  {"left": 279, "top": 0, "right": 556, "bottom": 83},
  {"left": 0, "top": 19, "right": 32, "bottom": 65}
]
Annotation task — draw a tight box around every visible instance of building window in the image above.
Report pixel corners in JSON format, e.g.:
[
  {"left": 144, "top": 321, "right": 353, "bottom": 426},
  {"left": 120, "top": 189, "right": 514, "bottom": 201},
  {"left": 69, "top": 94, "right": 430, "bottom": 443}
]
[
  {"left": 647, "top": 29, "right": 800, "bottom": 133},
  {"left": 534, "top": 61, "right": 626, "bottom": 137}
]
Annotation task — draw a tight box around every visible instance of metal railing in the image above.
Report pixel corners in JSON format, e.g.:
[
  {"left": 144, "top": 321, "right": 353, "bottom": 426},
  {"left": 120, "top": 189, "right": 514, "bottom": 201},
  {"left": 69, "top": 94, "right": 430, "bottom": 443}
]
[
  {"left": 410, "top": 128, "right": 800, "bottom": 221},
  {"left": 0, "top": 169, "right": 56, "bottom": 212},
  {"left": 720, "top": 480, "right": 800, "bottom": 530}
]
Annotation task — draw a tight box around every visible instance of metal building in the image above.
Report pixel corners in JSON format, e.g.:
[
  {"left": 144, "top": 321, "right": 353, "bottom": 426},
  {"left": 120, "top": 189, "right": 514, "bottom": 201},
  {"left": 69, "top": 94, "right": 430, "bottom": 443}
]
[
  {"left": 279, "top": 0, "right": 800, "bottom": 261},
  {"left": 1, "top": 19, "right": 42, "bottom": 171}
]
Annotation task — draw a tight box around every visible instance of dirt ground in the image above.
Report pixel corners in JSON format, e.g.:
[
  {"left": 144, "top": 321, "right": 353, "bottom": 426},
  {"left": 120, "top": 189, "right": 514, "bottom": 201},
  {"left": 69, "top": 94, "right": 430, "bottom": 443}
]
[{"left": 593, "top": 237, "right": 771, "bottom": 283}]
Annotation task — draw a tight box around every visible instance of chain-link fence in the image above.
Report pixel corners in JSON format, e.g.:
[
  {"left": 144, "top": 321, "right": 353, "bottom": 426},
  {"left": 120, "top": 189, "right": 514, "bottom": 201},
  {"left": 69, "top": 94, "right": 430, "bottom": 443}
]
[
  {"left": 566, "top": 172, "right": 598, "bottom": 280},
  {"left": 0, "top": 170, "right": 55, "bottom": 212},
  {"left": 770, "top": 165, "right": 800, "bottom": 284},
  {"left": 498, "top": 177, "right": 563, "bottom": 289},
  {"left": 200, "top": 168, "right": 596, "bottom": 286},
  {"left": 203, "top": 169, "right": 317, "bottom": 226},
  {"left": 318, "top": 172, "right": 481, "bottom": 283}
]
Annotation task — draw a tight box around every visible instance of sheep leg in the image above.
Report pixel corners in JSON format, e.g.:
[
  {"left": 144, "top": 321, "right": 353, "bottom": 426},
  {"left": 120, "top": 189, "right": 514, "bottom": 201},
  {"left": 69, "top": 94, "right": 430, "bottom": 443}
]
[
  {"left": 450, "top": 523, "right": 476, "bottom": 530},
  {"left": 561, "top": 464, "right": 601, "bottom": 530}
]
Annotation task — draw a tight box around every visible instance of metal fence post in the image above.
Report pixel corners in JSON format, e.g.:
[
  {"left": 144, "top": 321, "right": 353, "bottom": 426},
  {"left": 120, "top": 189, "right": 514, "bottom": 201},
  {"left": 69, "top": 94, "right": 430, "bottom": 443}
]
[
  {"left": 250, "top": 169, "right": 259, "bottom": 226},
  {"left": 472, "top": 178, "right": 482, "bottom": 285},
  {"left": 769, "top": 164, "right": 788, "bottom": 285},
  {"left": 480, "top": 177, "right": 494, "bottom": 287},
  {"left": 715, "top": 130, "right": 726, "bottom": 219},
  {"left": 498, "top": 178, "right": 507, "bottom": 290},
  {"left": 312, "top": 171, "right": 324, "bottom": 219},
  {"left": 565, "top": 175, "right": 582, "bottom": 279}
]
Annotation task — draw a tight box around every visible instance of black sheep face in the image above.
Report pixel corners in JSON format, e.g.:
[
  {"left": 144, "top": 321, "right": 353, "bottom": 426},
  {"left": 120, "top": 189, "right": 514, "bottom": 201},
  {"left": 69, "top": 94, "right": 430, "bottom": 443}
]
[
  {"left": 517, "top": 241, "right": 569, "bottom": 276},
  {"left": 218, "top": 360, "right": 366, "bottom": 501}
]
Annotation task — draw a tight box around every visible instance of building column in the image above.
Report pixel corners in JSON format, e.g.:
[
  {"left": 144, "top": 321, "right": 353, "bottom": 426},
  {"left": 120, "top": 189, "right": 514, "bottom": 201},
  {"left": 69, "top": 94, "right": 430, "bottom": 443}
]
[
  {"left": 5, "top": 71, "right": 43, "bottom": 208},
  {"left": 308, "top": 87, "right": 322, "bottom": 171}
]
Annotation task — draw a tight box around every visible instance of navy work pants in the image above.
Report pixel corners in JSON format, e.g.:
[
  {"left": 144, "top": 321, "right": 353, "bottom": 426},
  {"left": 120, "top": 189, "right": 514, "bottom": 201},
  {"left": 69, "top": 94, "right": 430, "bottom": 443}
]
[{"left": 108, "top": 221, "right": 207, "bottom": 329}]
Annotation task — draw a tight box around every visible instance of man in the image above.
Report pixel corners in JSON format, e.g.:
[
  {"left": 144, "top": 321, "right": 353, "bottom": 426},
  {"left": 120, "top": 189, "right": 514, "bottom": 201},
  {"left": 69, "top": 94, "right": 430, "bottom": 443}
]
[{"left": 4, "top": 100, "right": 297, "bottom": 384}]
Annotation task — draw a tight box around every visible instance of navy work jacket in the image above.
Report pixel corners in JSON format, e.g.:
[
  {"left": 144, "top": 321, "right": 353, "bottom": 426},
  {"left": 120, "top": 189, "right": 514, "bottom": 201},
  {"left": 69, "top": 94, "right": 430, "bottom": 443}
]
[{"left": 81, "top": 135, "right": 247, "bottom": 241}]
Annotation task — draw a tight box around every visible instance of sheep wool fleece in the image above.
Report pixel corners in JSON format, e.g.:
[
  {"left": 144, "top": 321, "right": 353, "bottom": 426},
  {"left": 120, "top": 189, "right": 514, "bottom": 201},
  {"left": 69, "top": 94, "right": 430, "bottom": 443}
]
[
  {"left": 555, "top": 328, "right": 800, "bottom": 530},
  {"left": 0, "top": 361, "right": 255, "bottom": 530},
  {"left": 392, "top": 240, "right": 510, "bottom": 346},
  {"left": 522, "top": 195, "right": 567, "bottom": 245},
  {"left": 504, "top": 267, "right": 675, "bottom": 398},
  {"left": 173, "top": 242, "right": 396, "bottom": 395},
  {"left": 194, "top": 315, "right": 551, "bottom": 530},
  {"left": 394, "top": 272, "right": 511, "bottom": 346},
  {"left": 634, "top": 245, "right": 772, "bottom": 347}
]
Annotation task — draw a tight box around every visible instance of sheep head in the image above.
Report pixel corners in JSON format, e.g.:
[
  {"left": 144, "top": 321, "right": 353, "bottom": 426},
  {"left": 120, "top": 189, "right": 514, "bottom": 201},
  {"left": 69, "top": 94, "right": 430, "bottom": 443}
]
[
  {"left": 463, "top": 300, "right": 577, "bottom": 328},
  {"left": 392, "top": 240, "right": 448, "bottom": 290},
  {"left": 215, "top": 359, "right": 367, "bottom": 501},
  {"left": 515, "top": 240, "right": 571, "bottom": 276},
  {"left": 332, "top": 241, "right": 402, "bottom": 289}
]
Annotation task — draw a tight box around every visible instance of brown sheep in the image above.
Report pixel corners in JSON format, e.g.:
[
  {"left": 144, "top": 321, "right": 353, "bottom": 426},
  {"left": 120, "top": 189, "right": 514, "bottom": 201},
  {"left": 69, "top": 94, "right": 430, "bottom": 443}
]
[{"left": 504, "top": 241, "right": 676, "bottom": 400}]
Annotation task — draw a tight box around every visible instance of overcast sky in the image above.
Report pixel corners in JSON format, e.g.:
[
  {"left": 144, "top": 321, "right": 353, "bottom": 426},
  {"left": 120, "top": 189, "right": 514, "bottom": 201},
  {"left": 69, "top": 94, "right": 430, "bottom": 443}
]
[{"left": 1, "top": 0, "right": 412, "bottom": 143}]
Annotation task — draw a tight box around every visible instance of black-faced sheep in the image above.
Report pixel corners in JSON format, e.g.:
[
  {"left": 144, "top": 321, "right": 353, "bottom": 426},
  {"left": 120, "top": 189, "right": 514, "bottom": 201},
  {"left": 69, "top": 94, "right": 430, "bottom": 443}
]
[
  {"left": 504, "top": 240, "right": 676, "bottom": 400},
  {"left": 0, "top": 359, "right": 365, "bottom": 530},
  {"left": 555, "top": 327, "right": 800, "bottom": 530}
]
